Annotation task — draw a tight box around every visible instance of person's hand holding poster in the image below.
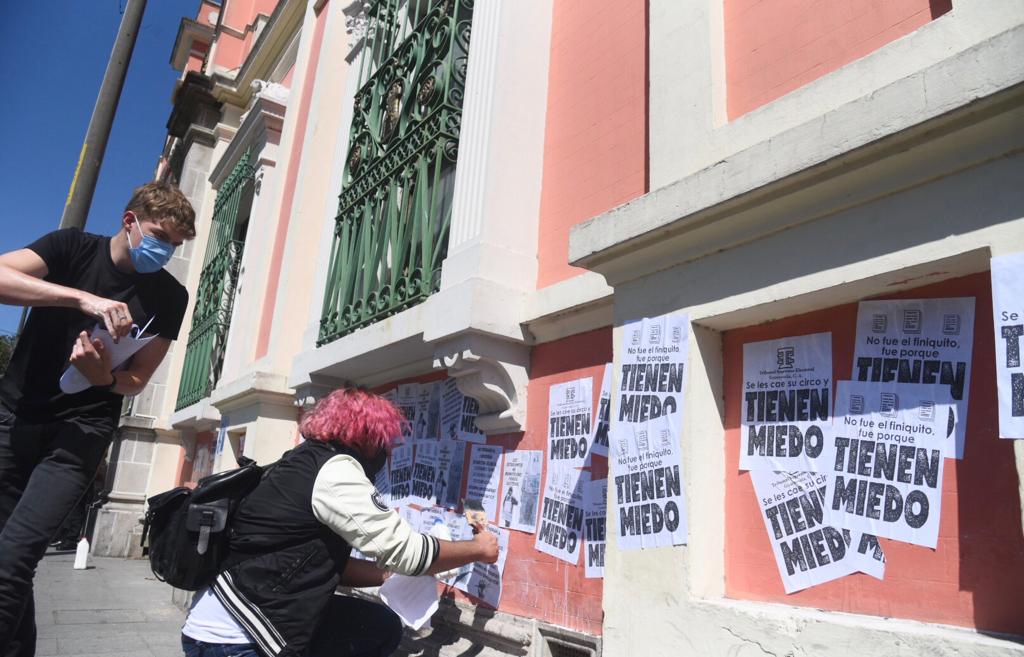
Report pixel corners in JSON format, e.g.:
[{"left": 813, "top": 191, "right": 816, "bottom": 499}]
[
  {"left": 535, "top": 465, "right": 587, "bottom": 564},
  {"left": 824, "top": 381, "right": 952, "bottom": 548},
  {"left": 852, "top": 298, "right": 974, "bottom": 458},
  {"left": 991, "top": 253, "right": 1024, "bottom": 438},
  {"left": 611, "top": 313, "right": 690, "bottom": 549},
  {"left": 750, "top": 470, "right": 865, "bottom": 593},
  {"left": 500, "top": 450, "right": 542, "bottom": 533},
  {"left": 453, "top": 524, "right": 509, "bottom": 608},
  {"left": 548, "top": 377, "right": 594, "bottom": 468},
  {"left": 410, "top": 442, "right": 438, "bottom": 506},
  {"left": 583, "top": 478, "right": 607, "bottom": 578},
  {"left": 390, "top": 445, "right": 413, "bottom": 507},
  {"left": 466, "top": 444, "right": 503, "bottom": 522},
  {"left": 740, "top": 333, "right": 833, "bottom": 472}
]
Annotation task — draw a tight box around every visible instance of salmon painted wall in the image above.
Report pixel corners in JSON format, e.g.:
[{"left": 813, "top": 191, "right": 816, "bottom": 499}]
[
  {"left": 211, "top": 0, "right": 279, "bottom": 72},
  {"left": 723, "top": 273, "right": 1024, "bottom": 634},
  {"left": 372, "top": 329, "right": 612, "bottom": 633},
  {"left": 725, "top": 0, "right": 952, "bottom": 119},
  {"left": 536, "top": 0, "right": 647, "bottom": 288}
]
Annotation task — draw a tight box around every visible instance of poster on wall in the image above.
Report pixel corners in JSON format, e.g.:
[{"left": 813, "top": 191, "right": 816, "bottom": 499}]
[
  {"left": 583, "top": 478, "right": 607, "bottom": 579},
  {"left": 440, "top": 378, "right": 487, "bottom": 443},
  {"left": 749, "top": 470, "right": 864, "bottom": 593},
  {"left": 589, "top": 364, "right": 613, "bottom": 458},
  {"left": 410, "top": 442, "right": 438, "bottom": 506},
  {"left": 824, "top": 380, "right": 952, "bottom": 548},
  {"left": 535, "top": 466, "right": 588, "bottom": 564},
  {"left": 611, "top": 313, "right": 690, "bottom": 549},
  {"left": 453, "top": 524, "right": 510, "bottom": 608},
  {"left": 435, "top": 439, "right": 466, "bottom": 509},
  {"left": 740, "top": 333, "right": 833, "bottom": 473},
  {"left": 466, "top": 444, "right": 503, "bottom": 522},
  {"left": 992, "top": 253, "right": 1024, "bottom": 438},
  {"left": 852, "top": 298, "right": 975, "bottom": 458},
  {"left": 389, "top": 445, "right": 413, "bottom": 507},
  {"left": 548, "top": 377, "right": 594, "bottom": 468},
  {"left": 412, "top": 382, "right": 440, "bottom": 442},
  {"left": 373, "top": 463, "right": 392, "bottom": 509},
  {"left": 499, "top": 450, "right": 543, "bottom": 533},
  {"left": 394, "top": 384, "right": 420, "bottom": 444}
]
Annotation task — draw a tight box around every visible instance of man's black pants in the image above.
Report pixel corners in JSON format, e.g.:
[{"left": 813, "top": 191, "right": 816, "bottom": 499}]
[{"left": 0, "top": 411, "right": 111, "bottom": 657}]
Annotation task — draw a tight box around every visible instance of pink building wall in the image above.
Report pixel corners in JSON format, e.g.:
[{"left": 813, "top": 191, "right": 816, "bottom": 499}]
[
  {"left": 725, "top": 0, "right": 952, "bottom": 119},
  {"left": 536, "top": 0, "right": 647, "bottom": 289}
]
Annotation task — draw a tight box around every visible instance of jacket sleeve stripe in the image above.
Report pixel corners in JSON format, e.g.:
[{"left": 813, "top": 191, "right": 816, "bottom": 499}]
[{"left": 214, "top": 573, "right": 285, "bottom": 656}]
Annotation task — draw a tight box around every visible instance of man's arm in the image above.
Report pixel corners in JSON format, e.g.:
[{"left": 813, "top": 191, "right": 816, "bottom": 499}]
[
  {"left": 69, "top": 334, "right": 172, "bottom": 396},
  {"left": 0, "top": 249, "right": 133, "bottom": 338}
]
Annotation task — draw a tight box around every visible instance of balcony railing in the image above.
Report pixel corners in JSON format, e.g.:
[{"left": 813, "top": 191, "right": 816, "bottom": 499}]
[
  {"left": 318, "top": 0, "right": 473, "bottom": 345},
  {"left": 175, "top": 150, "right": 254, "bottom": 410}
]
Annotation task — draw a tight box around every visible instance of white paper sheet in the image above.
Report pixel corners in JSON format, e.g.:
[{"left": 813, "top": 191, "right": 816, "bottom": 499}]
[
  {"left": 992, "top": 253, "right": 1024, "bottom": 438},
  {"left": 583, "top": 478, "right": 607, "bottom": 578},
  {"left": 535, "top": 466, "right": 588, "bottom": 564},
  {"left": 589, "top": 364, "right": 613, "bottom": 458},
  {"left": 465, "top": 444, "right": 503, "bottom": 522},
  {"left": 548, "top": 377, "right": 594, "bottom": 468},
  {"left": 499, "top": 450, "right": 543, "bottom": 533},
  {"left": 60, "top": 317, "right": 157, "bottom": 394}
]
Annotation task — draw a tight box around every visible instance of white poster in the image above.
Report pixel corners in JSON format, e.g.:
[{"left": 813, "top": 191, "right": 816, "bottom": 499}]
[
  {"left": 992, "top": 254, "right": 1024, "bottom": 438},
  {"left": 611, "top": 313, "right": 689, "bottom": 549},
  {"left": 750, "top": 470, "right": 863, "bottom": 593},
  {"left": 410, "top": 442, "right": 439, "bottom": 506},
  {"left": 394, "top": 384, "right": 420, "bottom": 444},
  {"left": 412, "top": 382, "right": 440, "bottom": 442},
  {"left": 583, "top": 478, "right": 607, "bottom": 579},
  {"left": 435, "top": 439, "right": 466, "bottom": 509},
  {"left": 535, "top": 465, "right": 588, "bottom": 564},
  {"left": 548, "top": 377, "right": 594, "bottom": 468},
  {"left": 465, "top": 444, "right": 503, "bottom": 522},
  {"left": 389, "top": 445, "right": 414, "bottom": 507},
  {"left": 589, "top": 364, "right": 613, "bottom": 458},
  {"left": 373, "top": 464, "right": 392, "bottom": 509},
  {"left": 824, "top": 381, "right": 952, "bottom": 548},
  {"left": 740, "top": 333, "right": 833, "bottom": 472},
  {"left": 440, "top": 378, "right": 487, "bottom": 443},
  {"left": 852, "top": 298, "right": 974, "bottom": 458},
  {"left": 499, "top": 450, "right": 543, "bottom": 533},
  {"left": 454, "top": 524, "right": 510, "bottom": 608}
]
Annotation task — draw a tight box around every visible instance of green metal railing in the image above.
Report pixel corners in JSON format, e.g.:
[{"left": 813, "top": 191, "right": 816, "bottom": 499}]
[
  {"left": 175, "top": 150, "right": 254, "bottom": 410},
  {"left": 318, "top": 0, "right": 473, "bottom": 345}
]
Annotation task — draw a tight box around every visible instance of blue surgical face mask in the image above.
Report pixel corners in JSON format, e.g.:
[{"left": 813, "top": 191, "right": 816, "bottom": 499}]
[{"left": 128, "top": 220, "right": 175, "bottom": 274}]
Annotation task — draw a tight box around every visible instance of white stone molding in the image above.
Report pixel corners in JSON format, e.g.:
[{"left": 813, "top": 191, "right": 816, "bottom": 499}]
[
  {"left": 433, "top": 334, "right": 529, "bottom": 435},
  {"left": 341, "top": 0, "right": 368, "bottom": 63},
  {"left": 250, "top": 79, "right": 291, "bottom": 105}
]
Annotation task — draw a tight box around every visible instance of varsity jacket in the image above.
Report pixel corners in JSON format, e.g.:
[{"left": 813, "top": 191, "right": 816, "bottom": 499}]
[{"left": 209, "top": 440, "right": 440, "bottom": 657}]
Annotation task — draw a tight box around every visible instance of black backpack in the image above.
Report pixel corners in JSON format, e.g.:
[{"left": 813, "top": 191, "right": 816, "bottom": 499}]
[{"left": 141, "top": 457, "right": 265, "bottom": 590}]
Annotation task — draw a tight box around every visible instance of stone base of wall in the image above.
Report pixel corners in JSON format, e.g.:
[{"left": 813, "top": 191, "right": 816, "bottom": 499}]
[{"left": 91, "top": 500, "right": 145, "bottom": 559}]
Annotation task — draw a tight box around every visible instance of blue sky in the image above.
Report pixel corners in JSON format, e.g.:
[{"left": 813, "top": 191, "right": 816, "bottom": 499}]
[{"left": 0, "top": 1, "right": 196, "bottom": 335}]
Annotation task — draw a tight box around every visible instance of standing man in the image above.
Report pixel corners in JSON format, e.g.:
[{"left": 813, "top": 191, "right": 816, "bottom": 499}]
[{"left": 0, "top": 182, "right": 196, "bottom": 656}]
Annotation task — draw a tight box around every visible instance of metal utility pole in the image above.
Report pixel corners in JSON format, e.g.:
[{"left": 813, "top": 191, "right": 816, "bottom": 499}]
[{"left": 60, "top": 0, "right": 148, "bottom": 230}]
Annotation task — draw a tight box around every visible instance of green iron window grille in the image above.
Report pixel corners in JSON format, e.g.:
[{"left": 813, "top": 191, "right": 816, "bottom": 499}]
[
  {"left": 318, "top": 0, "right": 473, "bottom": 345},
  {"left": 175, "top": 149, "right": 255, "bottom": 410}
]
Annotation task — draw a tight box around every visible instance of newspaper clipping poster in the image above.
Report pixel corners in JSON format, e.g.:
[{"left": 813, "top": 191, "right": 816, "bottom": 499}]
[
  {"left": 466, "top": 444, "right": 503, "bottom": 522},
  {"left": 741, "top": 333, "right": 833, "bottom": 473},
  {"left": 500, "top": 450, "right": 543, "bottom": 533},
  {"left": 548, "top": 377, "right": 594, "bottom": 468},
  {"left": 389, "top": 445, "right": 413, "bottom": 507},
  {"left": 535, "top": 466, "right": 588, "bottom": 564},
  {"left": 612, "top": 313, "right": 690, "bottom": 549},
  {"left": 825, "top": 380, "right": 952, "bottom": 548},
  {"left": 583, "top": 478, "right": 607, "bottom": 579},
  {"left": 852, "top": 298, "right": 974, "bottom": 458},
  {"left": 454, "top": 524, "right": 510, "bottom": 608},
  {"left": 992, "top": 253, "right": 1024, "bottom": 438},
  {"left": 440, "top": 378, "right": 487, "bottom": 443},
  {"left": 410, "top": 442, "right": 438, "bottom": 506},
  {"left": 590, "top": 364, "right": 613, "bottom": 458},
  {"left": 749, "top": 470, "right": 863, "bottom": 593},
  {"left": 435, "top": 439, "right": 466, "bottom": 509}
]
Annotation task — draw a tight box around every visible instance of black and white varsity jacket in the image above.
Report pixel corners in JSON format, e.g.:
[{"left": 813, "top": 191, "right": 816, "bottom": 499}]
[{"left": 210, "top": 439, "right": 440, "bottom": 657}]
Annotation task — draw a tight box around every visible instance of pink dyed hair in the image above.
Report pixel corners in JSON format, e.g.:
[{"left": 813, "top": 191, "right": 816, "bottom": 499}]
[{"left": 299, "top": 388, "right": 405, "bottom": 457}]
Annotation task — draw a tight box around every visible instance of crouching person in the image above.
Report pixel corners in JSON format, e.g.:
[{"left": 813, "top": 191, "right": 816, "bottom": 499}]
[{"left": 181, "top": 389, "right": 499, "bottom": 657}]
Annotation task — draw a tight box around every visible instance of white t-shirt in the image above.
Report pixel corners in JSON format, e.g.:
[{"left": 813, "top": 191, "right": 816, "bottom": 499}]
[{"left": 181, "top": 588, "right": 251, "bottom": 644}]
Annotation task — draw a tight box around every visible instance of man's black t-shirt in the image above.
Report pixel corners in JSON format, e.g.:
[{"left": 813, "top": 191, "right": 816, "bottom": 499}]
[{"left": 0, "top": 229, "right": 189, "bottom": 425}]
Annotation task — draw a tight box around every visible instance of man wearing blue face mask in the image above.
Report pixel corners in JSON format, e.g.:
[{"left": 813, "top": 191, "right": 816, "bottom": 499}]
[{"left": 0, "top": 182, "right": 195, "bottom": 657}]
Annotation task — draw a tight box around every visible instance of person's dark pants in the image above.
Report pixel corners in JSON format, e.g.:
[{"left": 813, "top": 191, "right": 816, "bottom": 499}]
[
  {"left": 0, "top": 412, "right": 112, "bottom": 657},
  {"left": 181, "top": 596, "right": 402, "bottom": 657}
]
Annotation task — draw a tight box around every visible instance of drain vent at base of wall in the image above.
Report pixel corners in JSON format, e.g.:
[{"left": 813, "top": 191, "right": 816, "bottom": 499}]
[
  {"left": 536, "top": 625, "right": 600, "bottom": 657},
  {"left": 546, "top": 641, "right": 592, "bottom": 657}
]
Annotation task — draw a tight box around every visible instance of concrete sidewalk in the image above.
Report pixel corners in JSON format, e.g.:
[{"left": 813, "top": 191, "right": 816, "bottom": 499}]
[{"left": 33, "top": 548, "right": 185, "bottom": 657}]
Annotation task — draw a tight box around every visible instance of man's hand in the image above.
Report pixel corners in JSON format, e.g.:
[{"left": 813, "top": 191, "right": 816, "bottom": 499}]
[
  {"left": 471, "top": 527, "right": 499, "bottom": 564},
  {"left": 78, "top": 293, "right": 132, "bottom": 340},
  {"left": 69, "top": 331, "right": 114, "bottom": 388}
]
